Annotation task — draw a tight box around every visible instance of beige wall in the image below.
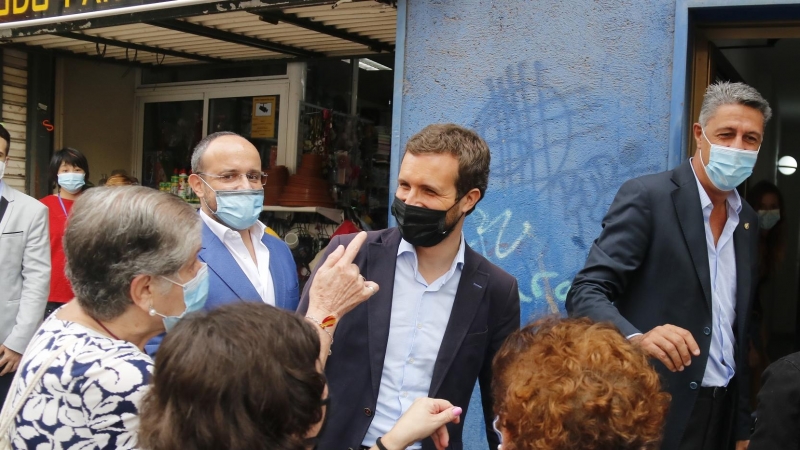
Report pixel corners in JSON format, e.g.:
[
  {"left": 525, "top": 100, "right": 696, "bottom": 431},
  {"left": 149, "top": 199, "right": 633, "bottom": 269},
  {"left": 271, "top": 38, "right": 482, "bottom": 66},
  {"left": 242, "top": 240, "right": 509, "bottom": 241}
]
[{"left": 57, "top": 58, "right": 136, "bottom": 186}]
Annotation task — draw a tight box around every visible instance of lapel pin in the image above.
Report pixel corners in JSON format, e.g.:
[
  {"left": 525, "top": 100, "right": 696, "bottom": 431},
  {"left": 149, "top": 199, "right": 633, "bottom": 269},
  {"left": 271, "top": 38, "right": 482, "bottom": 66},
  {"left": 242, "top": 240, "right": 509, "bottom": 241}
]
[{"left": 744, "top": 223, "right": 750, "bottom": 230}]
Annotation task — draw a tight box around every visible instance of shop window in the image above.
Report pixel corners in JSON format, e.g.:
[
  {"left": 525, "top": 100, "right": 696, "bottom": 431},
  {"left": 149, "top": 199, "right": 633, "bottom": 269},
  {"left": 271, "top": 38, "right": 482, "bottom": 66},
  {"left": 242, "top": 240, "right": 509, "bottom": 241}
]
[
  {"left": 141, "top": 100, "right": 203, "bottom": 191},
  {"left": 208, "top": 95, "right": 281, "bottom": 169}
]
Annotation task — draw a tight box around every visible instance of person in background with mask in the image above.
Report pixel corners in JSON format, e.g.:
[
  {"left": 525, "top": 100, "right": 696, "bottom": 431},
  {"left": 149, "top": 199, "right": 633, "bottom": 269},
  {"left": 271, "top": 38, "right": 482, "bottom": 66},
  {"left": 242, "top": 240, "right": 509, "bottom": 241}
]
[
  {"left": 745, "top": 180, "right": 784, "bottom": 407},
  {"left": 0, "top": 124, "right": 50, "bottom": 409},
  {"left": 298, "top": 123, "right": 521, "bottom": 450},
  {"left": 567, "top": 81, "right": 767, "bottom": 450},
  {"left": 39, "top": 147, "right": 90, "bottom": 319}
]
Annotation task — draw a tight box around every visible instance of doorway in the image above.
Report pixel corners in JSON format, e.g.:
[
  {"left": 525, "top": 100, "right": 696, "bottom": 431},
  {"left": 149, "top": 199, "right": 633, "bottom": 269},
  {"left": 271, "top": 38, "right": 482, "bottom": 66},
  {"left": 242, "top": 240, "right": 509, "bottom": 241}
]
[{"left": 688, "top": 18, "right": 800, "bottom": 407}]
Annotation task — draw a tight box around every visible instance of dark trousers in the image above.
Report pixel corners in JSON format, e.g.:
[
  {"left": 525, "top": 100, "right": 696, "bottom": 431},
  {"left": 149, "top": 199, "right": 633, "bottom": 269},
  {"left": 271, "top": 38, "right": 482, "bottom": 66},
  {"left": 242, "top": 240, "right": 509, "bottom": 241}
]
[
  {"left": 679, "top": 386, "right": 734, "bottom": 450},
  {"left": 0, "top": 370, "right": 14, "bottom": 409}
]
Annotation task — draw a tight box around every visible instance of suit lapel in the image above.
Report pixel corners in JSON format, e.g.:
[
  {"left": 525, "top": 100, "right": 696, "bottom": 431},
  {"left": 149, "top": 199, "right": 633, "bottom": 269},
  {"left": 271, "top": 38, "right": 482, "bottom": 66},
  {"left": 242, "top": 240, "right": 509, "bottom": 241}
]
[
  {"left": 199, "top": 222, "right": 261, "bottom": 301},
  {"left": 733, "top": 219, "right": 752, "bottom": 337},
  {"left": 367, "top": 230, "right": 401, "bottom": 401},
  {"left": 0, "top": 188, "right": 14, "bottom": 236},
  {"left": 262, "top": 234, "right": 288, "bottom": 309},
  {"left": 671, "top": 162, "right": 712, "bottom": 312},
  {"left": 428, "top": 246, "right": 488, "bottom": 397}
]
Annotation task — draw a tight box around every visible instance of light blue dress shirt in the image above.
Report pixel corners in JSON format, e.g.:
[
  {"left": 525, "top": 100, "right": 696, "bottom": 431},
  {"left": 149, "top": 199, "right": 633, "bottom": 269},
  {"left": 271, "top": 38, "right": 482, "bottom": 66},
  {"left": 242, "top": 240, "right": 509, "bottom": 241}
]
[
  {"left": 362, "top": 235, "right": 465, "bottom": 448},
  {"left": 690, "top": 160, "right": 739, "bottom": 388}
]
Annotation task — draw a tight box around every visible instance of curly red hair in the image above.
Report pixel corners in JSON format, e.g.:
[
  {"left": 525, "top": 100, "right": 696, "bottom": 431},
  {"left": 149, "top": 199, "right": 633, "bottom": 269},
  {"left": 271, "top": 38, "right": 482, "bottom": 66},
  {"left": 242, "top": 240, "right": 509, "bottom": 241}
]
[{"left": 492, "top": 317, "right": 670, "bottom": 450}]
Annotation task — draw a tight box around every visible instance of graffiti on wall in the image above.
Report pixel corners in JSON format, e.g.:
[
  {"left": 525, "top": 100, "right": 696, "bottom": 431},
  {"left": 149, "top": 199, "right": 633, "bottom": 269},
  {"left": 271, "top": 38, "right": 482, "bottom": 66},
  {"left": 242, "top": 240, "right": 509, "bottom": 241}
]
[{"left": 462, "top": 61, "right": 663, "bottom": 321}]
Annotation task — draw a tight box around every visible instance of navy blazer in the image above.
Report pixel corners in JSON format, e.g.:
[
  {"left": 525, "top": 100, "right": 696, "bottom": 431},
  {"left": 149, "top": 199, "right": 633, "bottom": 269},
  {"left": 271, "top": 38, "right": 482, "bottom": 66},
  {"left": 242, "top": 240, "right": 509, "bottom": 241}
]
[
  {"left": 298, "top": 228, "right": 520, "bottom": 450},
  {"left": 145, "top": 221, "right": 299, "bottom": 356},
  {"left": 567, "top": 160, "right": 759, "bottom": 449}
]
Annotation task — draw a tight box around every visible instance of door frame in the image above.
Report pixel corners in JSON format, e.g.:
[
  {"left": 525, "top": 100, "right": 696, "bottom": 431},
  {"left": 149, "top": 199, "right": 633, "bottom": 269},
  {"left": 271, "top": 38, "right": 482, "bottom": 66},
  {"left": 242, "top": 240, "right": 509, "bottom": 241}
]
[
  {"left": 132, "top": 78, "right": 292, "bottom": 179},
  {"left": 668, "top": 0, "right": 800, "bottom": 168}
]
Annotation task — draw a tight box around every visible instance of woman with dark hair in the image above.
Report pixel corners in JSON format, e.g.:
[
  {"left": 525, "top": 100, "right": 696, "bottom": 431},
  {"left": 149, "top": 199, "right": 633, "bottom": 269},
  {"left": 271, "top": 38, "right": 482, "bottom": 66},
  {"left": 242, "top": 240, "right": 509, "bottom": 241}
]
[
  {"left": 746, "top": 180, "right": 785, "bottom": 287},
  {"left": 39, "top": 147, "right": 90, "bottom": 318},
  {"left": 491, "top": 317, "right": 670, "bottom": 450},
  {"left": 138, "top": 302, "right": 463, "bottom": 450},
  {"left": 745, "top": 180, "right": 785, "bottom": 405}
]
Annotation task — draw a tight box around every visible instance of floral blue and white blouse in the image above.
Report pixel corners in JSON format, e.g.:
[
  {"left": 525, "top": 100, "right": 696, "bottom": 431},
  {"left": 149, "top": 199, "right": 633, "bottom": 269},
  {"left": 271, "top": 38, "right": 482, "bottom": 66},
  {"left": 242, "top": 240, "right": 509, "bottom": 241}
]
[{"left": 5, "top": 313, "right": 153, "bottom": 449}]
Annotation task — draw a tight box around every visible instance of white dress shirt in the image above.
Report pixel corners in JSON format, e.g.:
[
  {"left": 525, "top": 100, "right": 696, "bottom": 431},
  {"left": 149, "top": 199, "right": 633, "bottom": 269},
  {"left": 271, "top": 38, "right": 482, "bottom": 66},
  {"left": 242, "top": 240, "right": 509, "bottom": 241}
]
[
  {"left": 689, "top": 160, "right": 739, "bottom": 387},
  {"left": 200, "top": 210, "right": 276, "bottom": 306},
  {"left": 362, "top": 234, "right": 465, "bottom": 449}
]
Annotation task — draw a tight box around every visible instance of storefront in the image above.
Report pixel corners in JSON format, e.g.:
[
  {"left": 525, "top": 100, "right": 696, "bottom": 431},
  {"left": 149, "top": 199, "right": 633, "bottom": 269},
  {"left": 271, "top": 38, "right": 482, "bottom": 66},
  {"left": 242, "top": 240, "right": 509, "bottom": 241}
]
[{"left": 1, "top": 0, "right": 397, "bottom": 275}]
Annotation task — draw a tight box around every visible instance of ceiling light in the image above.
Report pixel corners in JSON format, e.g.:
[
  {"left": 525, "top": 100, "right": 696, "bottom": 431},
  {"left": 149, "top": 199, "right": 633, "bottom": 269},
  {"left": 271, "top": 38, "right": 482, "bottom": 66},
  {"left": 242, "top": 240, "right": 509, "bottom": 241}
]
[
  {"left": 778, "top": 155, "right": 797, "bottom": 175},
  {"left": 341, "top": 58, "right": 392, "bottom": 71}
]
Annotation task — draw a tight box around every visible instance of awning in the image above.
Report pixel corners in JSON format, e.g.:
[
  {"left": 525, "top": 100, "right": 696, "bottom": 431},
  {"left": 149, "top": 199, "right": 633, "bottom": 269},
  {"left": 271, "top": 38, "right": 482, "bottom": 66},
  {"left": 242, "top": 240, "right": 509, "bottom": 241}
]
[{"left": 0, "top": 0, "right": 396, "bottom": 66}]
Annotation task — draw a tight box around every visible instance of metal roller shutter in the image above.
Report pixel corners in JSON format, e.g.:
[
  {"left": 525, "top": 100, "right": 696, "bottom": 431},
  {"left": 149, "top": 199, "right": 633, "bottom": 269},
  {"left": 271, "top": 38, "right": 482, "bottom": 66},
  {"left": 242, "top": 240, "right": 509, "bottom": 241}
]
[{"left": 2, "top": 48, "right": 27, "bottom": 192}]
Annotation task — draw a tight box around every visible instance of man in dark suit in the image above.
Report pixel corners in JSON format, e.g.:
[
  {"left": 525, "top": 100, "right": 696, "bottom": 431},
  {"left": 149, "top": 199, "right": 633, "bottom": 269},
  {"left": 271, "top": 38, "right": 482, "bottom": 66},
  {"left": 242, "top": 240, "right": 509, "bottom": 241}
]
[
  {"left": 146, "top": 132, "right": 297, "bottom": 355},
  {"left": 567, "top": 82, "right": 770, "bottom": 450},
  {"left": 299, "top": 124, "right": 520, "bottom": 450}
]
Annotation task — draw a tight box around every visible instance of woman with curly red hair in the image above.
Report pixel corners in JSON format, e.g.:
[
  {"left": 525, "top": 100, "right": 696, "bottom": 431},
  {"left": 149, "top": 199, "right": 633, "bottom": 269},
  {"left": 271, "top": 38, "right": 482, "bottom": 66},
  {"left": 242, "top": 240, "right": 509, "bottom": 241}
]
[{"left": 492, "top": 317, "right": 670, "bottom": 450}]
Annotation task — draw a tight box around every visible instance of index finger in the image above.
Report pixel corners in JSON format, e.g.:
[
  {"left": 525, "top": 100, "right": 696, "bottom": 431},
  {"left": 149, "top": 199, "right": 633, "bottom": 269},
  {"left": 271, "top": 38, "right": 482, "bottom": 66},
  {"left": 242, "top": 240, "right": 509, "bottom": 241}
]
[{"left": 336, "top": 231, "right": 367, "bottom": 267}]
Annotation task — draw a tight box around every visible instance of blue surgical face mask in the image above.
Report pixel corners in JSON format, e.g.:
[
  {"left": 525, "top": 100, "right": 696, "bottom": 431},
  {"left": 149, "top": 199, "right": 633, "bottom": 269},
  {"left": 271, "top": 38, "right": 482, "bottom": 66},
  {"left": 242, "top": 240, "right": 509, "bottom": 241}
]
[
  {"left": 150, "top": 263, "right": 209, "bottom": 332},
  {"left": 58, "top": 172, "right": 86, "bottom": 194},
  {"left": 200, "top": 177, "right": 263, "bottom": 230},
  {"left": 701, "top": 129, "right": 759, "bottom": 191},
  {"left": 758, "top": 209, "right": 780, "bottom": 230}
]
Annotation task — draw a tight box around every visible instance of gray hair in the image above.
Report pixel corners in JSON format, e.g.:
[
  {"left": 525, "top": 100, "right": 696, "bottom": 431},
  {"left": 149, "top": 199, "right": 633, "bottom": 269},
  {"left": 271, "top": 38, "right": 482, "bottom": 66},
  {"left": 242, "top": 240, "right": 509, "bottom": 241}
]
[
  {"left": 64, "top": 186, "right": 201, "bottom": 321},
  {"left": 190, "top": 131, "right": 240, "bottom": 174},
  {"left": 699, "top": 81, "right": 772, "bottom": 128}
]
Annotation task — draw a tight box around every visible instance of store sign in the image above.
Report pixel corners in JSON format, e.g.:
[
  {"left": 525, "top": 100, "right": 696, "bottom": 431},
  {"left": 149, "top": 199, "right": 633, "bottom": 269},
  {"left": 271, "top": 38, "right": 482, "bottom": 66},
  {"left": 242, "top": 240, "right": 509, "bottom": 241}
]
[
  {"left": 251, "top": 96, "right": 276, "bottom": 139},
  {"left": 0, "top": 0, "right": 173, "bottom": 24}
]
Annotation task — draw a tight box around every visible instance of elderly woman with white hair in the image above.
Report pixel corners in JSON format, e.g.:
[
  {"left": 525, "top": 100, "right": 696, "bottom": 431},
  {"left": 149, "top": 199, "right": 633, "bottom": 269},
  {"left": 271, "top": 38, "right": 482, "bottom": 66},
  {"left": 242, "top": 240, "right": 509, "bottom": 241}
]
[{"left": 0, "top": 187, "right": 220, "bottom": 448}]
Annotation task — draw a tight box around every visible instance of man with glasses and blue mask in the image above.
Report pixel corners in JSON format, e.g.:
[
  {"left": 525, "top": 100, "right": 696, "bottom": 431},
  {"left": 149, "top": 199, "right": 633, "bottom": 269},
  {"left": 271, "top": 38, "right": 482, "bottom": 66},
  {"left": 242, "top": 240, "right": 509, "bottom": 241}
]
[
  {"left": 145, "top": 131, "right": 298, "bottom": 355},
  {"left": 568, "top": 81, "right": 769, "bottom": 450}
]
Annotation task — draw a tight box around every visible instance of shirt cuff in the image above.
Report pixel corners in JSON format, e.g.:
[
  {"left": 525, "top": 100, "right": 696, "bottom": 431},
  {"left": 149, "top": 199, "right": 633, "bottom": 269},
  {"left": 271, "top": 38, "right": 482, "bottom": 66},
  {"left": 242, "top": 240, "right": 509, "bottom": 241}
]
[{"left": 626, "top": 332, "right": 643, "bottom": 340}]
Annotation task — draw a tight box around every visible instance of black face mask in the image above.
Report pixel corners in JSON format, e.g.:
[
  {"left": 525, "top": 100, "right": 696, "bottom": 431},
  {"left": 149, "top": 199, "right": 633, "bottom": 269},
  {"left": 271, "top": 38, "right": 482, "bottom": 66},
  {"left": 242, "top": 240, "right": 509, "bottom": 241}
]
[{"left": 391, "top": 196, "right": 463, "bottom": 247}]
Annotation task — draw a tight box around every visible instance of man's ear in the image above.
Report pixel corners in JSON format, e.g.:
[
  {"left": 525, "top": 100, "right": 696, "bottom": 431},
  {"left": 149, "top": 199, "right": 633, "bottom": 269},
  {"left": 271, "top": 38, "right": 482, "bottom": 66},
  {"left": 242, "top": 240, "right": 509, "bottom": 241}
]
[
  {"left": 460, "top": 188, "right": 482, "bottom": 215},
  {"left": 188, "top": 174, "right": 207, "bottom": 201}
]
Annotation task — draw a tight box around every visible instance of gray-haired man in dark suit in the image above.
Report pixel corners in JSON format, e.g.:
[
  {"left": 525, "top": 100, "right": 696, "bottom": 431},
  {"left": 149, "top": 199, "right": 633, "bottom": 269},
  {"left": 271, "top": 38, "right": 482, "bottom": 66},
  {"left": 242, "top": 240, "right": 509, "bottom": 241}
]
[{"left": 568, "top": 82, "right": 769, "bottom": 450}]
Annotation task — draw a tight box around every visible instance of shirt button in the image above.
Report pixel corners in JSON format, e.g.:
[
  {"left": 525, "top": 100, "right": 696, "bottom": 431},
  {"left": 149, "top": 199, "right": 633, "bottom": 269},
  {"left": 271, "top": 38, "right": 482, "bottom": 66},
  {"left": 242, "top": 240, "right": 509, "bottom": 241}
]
[
  {"left": 690, "top": 382, "right": 698, "bottom": 390},
  {"left": 401, "top": 391, "right": 408, "bottom": 398},
  {"left": 417, "top": 323, "right": 423, "bottom": 330},
  {"left": 364, "top": 408, "right": 373, "bottom": 417},
  {"left": 703, "top": 327, "right": 711, "bottom": 336},
  {"left": 408, "top": 357, "right": 415, "bottom": 364}
]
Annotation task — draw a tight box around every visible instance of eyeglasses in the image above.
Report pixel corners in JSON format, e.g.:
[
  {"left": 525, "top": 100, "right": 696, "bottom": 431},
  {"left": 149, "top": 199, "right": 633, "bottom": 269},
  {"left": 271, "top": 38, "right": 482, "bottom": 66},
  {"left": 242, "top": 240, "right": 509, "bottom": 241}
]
[{"left": 198, "top": 172, "right": 268, "bottom": 187}]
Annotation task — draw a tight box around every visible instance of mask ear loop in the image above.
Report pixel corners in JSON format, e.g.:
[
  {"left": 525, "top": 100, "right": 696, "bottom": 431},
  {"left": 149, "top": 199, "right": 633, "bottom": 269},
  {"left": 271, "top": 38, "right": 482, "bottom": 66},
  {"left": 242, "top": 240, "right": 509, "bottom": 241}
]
[{"left": 197, "top": 176, "right": 220, "bottom": 217}]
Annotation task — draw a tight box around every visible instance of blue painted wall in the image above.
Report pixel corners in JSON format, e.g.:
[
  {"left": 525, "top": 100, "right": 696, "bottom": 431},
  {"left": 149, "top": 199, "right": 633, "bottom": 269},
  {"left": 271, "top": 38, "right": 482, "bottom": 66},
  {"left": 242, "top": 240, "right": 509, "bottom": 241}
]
[{"left": 394, "top": 0, "right": 677, "bottom": 448}]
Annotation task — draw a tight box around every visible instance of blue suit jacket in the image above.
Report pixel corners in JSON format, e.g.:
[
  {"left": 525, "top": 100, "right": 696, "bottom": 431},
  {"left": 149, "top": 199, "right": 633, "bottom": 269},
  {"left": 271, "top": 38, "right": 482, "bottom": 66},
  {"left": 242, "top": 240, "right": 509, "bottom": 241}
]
[{"left": 145, "top": 221, "right": 299, "bottom": 356}]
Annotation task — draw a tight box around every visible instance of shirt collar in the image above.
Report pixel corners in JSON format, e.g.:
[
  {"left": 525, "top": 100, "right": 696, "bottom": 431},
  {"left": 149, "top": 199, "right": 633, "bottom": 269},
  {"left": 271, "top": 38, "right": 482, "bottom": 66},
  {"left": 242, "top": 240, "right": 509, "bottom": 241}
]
[
  {"left": 688, "top": 158, "right": 742, "bottom": 214},
  {"left": 0, "top": 179, "right": 5, "bottom": 200},
  {"left": 397, "top": 233, "right": 466, "bottom": 269},
  {"left": 200, "top": 209, "right": 266, "bottom": 242}
]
